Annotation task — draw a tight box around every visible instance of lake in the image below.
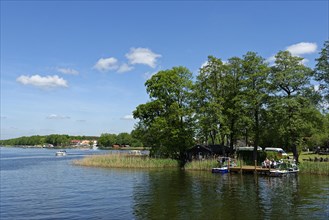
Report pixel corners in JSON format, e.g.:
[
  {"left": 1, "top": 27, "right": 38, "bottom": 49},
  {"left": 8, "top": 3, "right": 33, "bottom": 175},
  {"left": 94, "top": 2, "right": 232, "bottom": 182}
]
[{"left": 1, "top": 147, "right": 328, "bottom": 219}]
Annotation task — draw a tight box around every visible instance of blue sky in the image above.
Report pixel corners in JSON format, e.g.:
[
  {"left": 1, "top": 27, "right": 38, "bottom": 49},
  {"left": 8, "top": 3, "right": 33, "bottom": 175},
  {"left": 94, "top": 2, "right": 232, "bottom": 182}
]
[{"left": 1, "top": 1, "right": 328, "bottom": 140}]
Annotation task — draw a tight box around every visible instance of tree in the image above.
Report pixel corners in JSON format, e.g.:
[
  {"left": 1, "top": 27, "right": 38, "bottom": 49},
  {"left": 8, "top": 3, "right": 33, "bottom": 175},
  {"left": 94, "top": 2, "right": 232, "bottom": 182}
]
[
  {"left": 269, "top": 51, "right": 314, "bottom": 162},
  {"left": 133, "top": 66, "right": 194, "bottom": 166},
  {"left": 314, "top": 40, "right": 329, "bottom": 105},
  {"left": 98, "top": 133, "right": 117, "bottom": 147},
  {"left": 116, "top": 132, "right": 133, "bottom": 146},
  {"left": 222, "top": 57, "right": 246, "bottom": 151},
  {"left": 242, "top": 52, "right": 270, "bottom": 161},
  {"left": 193, "top": 56, "right": 227, "bottom": 145}
]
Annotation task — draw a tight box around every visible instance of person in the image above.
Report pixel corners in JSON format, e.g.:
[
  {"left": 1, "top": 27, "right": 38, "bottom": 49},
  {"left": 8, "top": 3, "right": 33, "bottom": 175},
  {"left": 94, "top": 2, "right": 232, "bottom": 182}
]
[
  {"left": 264, "top": 158, "right": 270, "bottom": 168},
  {"left": 271, "top": 159, "right": 277, "bottom": 168}
]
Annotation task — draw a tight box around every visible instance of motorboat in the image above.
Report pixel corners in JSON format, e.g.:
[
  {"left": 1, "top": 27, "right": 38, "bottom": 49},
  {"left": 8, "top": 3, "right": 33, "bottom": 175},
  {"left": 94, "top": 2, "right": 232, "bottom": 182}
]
[
  {"left": 55, "top": 150, "right": 67, "bottom": 156},
  {"left": 268, "top": 160, "right": 299, "bottom": 177},
  {"left": 212, "top": 166, "right": 229, "bottom": 173},
  {"left": 212, "top": 157, "right": 236, "bottom": 174}
]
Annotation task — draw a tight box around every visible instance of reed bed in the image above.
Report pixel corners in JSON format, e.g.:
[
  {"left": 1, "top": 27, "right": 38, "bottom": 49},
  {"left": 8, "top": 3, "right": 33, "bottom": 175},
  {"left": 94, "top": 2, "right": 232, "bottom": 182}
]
[
  {"left": 298, "top": 161, "right": 329, "bottom": 175},
  {"left": 73, "top": 153, "right": 178, "bottom": 169},
  {"left": 184, "top": 159, "right": 218, "bottom": 171}
]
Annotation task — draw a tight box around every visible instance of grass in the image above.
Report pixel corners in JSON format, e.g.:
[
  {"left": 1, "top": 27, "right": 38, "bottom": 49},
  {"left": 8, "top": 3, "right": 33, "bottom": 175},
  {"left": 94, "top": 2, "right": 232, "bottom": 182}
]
[
  {"left": 297, "top": 152, "right": 329, "bottom": 161},
  {"left": 73, "top": 153, "right": 179, "bottom": 169},
  {"left": 184, "top": 159, "right": 218, "bottom": 171},
  {"left": 298, "top": 161, "right": 329, "bottom": 175},
  {"left": 74, "top": 152, "right": 329, "bottom": 175}
]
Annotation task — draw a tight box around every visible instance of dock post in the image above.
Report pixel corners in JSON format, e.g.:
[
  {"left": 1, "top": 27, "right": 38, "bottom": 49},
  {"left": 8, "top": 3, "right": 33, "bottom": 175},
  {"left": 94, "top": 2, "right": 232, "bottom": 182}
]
[{"left": 254, "top": 160, "right": 257, "bottom": 174}]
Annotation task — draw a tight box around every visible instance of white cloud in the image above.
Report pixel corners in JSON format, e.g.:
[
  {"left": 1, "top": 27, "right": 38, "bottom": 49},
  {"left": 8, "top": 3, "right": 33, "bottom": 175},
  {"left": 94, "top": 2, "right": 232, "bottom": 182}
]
[
  {"left": 286, "top": 42, "right": 317, "bottom": 56},
  {"left": 121, "top": 115, "right": 134, "bottom": 120},
  {"left": 117, "top": 63, "right": 134, "bottom": 73},
  {"left": 126, "top": 47, "right": 161, "bottom": 68},
  {"left": 57, "top": 67, "right": 79, "bottom": 75},
  {"left": 93, "top": 57, "right": 118, "bottom": 72},
  {"left": 16, "top": 75, "right": 68, "bottom": 88},
  {"left": 46, "top": 114, "right": 70, "bottom": 119}
]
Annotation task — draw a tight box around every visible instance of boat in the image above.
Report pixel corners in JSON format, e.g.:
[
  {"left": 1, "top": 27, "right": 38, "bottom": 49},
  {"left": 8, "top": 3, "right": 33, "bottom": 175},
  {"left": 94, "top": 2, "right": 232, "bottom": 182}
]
[
  {"left": 212, "top": 157, "right": 236, "bottom": 174},
  {"left": 268, "top": 160, "right": 299, "bottom": 177},
  {"left": 212, "top": 166, "right": 229, "bottom": 173},
  {"left": 55, "top": 150, "right": 67, "bottom": 156}
]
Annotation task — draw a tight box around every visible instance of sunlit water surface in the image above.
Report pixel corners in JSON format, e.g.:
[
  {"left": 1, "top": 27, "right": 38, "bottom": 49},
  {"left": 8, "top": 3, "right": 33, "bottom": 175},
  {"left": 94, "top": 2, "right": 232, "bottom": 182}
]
[{"left": 1, "top": 147, "right": 328, "bottom": 219}]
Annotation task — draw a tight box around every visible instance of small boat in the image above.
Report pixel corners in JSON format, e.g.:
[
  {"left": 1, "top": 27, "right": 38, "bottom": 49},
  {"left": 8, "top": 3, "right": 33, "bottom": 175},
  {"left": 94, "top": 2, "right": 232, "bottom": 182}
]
[
  {"left": 268, "top": 160, "right": 299, "bottom": 177},
  {"left": 212, "top": 166, "right": 229, "bottom": 173},
  {"left": 212, "top": 157, "right": 236, "bottom": 174},
  {"left": 55, "top": 150, "right": 67, "bottom": 156}
]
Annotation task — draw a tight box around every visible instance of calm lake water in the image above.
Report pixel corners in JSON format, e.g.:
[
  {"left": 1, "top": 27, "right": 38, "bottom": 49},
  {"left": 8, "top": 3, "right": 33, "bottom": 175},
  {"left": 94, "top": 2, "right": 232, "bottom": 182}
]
[{"left": 1, "top": 147, "right": 328, "bottom": 220}]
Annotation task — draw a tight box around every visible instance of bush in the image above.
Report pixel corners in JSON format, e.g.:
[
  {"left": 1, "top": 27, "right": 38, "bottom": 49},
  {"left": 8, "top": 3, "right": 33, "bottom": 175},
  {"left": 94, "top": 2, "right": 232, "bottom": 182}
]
[{"left": 237, "top": 150, "right": 267, "bottom": 165}]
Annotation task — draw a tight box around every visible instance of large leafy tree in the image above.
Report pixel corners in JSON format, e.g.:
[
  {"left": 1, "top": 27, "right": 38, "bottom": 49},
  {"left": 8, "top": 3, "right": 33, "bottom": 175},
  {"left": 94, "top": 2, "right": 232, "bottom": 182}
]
[
  {"left": 269, "top": 51, "right": 314, "bottom": 162},
  {"left": 193, "top": 56, "right": 227, "bottom": 145},
  {"left": 222, "top": 57, "right": 246, "bottom": 151},
  {"left": 315, "top": 40, "right": 329, "bottom": 105},
  {"left": 133, "top": 66, "right": 194, "bottom": 166},
  {"left": 98, "top": 133, "right": 117, "bottom": 147},
  {"left": 242, "top": 52, "right": 270, "bottom": 161}
]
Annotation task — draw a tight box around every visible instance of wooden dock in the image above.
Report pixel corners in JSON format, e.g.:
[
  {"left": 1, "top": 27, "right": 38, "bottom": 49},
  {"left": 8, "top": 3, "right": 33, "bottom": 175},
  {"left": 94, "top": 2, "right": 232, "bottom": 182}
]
[{"left": 229, "top": 166, "right": 270, "bottom": 174}]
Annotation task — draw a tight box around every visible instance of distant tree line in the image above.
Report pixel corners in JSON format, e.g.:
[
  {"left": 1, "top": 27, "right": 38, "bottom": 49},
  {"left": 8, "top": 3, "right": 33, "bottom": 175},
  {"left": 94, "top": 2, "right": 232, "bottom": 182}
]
[
  {"left": 0, "top": 132, "right": 142, "bottom": 148},
  {"left": 98, "top": 132, "right": 142, "bottom": 148},
  {"left": 132, "top": 41, "right": 329, "bottom": 165}
]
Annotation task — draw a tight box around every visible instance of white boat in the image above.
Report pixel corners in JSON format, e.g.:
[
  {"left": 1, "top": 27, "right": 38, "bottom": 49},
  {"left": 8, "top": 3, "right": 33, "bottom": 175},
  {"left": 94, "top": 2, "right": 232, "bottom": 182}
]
[
  {"left": 212, "top": 157, "right": 236, "bottom": 174},
  {"left": 55, "top": 150, "right": 67, "bottom": 156},
  {"left": 268, "top": 160, "right": 299, "bottom": 177}
]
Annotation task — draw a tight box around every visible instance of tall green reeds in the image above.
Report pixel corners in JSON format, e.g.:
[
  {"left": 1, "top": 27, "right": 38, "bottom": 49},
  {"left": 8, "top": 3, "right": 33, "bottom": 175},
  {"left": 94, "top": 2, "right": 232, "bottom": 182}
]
[
  {"left": 184, "top": 159, "right": 218, "bottom": 171},
  {"left": 299, "top": 161, "right": 329, "bottom": 175},
  {"left": 73, "top": 153, "right": 179, "bottom": 169}
]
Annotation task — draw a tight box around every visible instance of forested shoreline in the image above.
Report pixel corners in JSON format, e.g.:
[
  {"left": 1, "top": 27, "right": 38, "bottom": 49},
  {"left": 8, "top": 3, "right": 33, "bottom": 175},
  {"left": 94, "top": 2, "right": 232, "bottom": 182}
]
[
  {"left": 0, "top": 132, "right": 142, "bottom": 148},
  {"left": 133, "top": 41, "right": 329, "bottom": 165}
]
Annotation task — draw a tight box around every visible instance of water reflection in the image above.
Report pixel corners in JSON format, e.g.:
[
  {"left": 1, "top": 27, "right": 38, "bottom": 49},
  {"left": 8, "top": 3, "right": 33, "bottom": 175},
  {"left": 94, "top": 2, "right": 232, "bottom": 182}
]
[{"left": 133, "top": 171, "right": 328, "bottom": 219}]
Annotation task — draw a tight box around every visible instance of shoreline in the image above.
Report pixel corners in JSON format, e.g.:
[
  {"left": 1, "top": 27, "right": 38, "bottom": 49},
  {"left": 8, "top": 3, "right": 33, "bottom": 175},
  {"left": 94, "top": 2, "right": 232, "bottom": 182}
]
[{"left": 73, "top": 154, "right": 329, "bottom": 176}]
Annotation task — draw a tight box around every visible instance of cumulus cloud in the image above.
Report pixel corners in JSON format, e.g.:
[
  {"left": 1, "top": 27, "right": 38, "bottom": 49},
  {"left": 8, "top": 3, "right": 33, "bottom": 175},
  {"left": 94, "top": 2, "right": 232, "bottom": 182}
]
[
  {"left": 93, "top": 57, "right": 118, "bottom": 72},
  {"left": 126, "top": 47, "right": 161, "bottom": 68},
  {"left": 17, "top": 75, "right": 68, "bottom": 88},
  {"left": 266, "top": 42, "right": 317, "bottom": 65},
  {"left": 286, "top": 42, "right": 317, "bottom": 56},
  {"left": 121, "top": 115, "right": 134, "bottom": 120},
  {"left": 118, "top": 63, "right": 134, "bottom": 73},
  {"left": 57, "top": 67, "right": 79, "bottom": 75},
  {"left": 46, "top": 114, "right": 70, "bottom": 119}
]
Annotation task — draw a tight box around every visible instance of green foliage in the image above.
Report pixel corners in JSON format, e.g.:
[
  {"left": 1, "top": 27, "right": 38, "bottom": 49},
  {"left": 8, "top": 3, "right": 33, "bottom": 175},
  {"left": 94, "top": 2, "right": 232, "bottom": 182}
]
[
  {"left": 0, "top": 133, "right": 143, "bottom": 148},
  {"left": 237, "top": 151, "right": 267, "bottom": 165},
  {"left": 193, "top": 56, "right": 227, "bottom": 145},
  {"left": 315, "top": 40, "right": 329, "bottom": 104},
  {"left": 299, "top": 161, "right": 329, "bottom": 175},
  {"left": 133, "top": 66, "right": 195, "bottom": 165}
]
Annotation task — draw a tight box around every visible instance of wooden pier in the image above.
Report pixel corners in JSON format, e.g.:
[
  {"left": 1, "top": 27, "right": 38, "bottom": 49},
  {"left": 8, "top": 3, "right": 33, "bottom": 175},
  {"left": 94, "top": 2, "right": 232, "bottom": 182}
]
[{"left": 229, "top": 166, "right": 270, "bottom": 174}]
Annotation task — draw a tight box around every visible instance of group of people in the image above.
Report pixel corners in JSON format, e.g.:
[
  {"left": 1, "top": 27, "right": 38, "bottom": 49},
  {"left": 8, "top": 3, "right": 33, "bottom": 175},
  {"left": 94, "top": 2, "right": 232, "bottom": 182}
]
[{"left": 262, "top": 158, "right": 277, "bottom": 168}]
